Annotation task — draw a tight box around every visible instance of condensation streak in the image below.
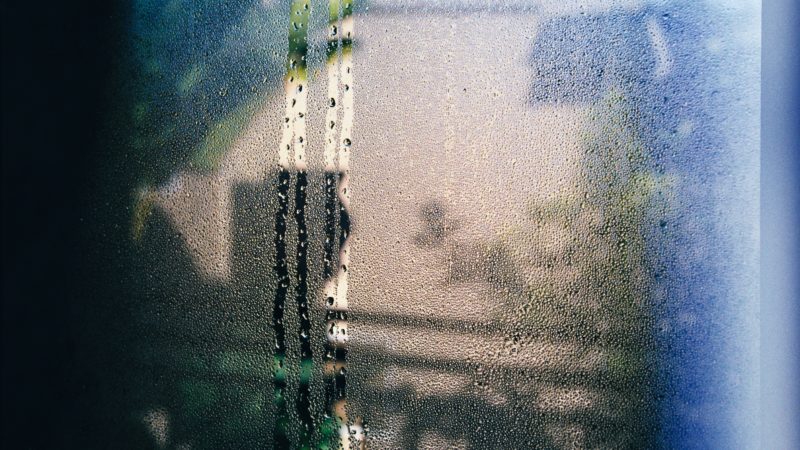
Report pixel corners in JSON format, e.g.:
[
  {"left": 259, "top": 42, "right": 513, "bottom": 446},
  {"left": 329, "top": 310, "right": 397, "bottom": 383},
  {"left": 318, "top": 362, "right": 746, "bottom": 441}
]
[
  {"left": 322, "top": 0, "right": 345, "bottom": 439},
  {"left": 322, "top": 0, "right": 358, "bottom": 446},
  {"left": 273, "top": 0, "right": 313, "bottom": 446}
]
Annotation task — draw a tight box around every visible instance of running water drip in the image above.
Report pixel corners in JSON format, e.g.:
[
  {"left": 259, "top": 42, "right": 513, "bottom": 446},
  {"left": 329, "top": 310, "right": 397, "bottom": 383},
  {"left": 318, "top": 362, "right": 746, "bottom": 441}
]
[
  {"left": 322, "top": 0, "right": 345, "bottom": 444},
  {"left": 335, "top": 1, "right": 358, "bottom": 446},
  {"left": 272, "top": 0, "right": 358, "bottom": 447},
  {"left": 293, "top": 170, "right": 313, "bottom": 445},
  {"left": 273, "top": 0, "right": 313, "bottom": 447},
  {"left": 271, "top": 169, "right": 290, "bottom": 448},
  {"left": 320, "top": 0, "right": 360, "bottom": 447}
]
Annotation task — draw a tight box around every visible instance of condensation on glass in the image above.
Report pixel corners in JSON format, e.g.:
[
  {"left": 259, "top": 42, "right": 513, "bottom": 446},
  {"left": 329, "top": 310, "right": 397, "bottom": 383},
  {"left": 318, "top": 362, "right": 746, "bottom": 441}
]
[{"left": 114, "top": 0, "right": 759, "bottom": 448}]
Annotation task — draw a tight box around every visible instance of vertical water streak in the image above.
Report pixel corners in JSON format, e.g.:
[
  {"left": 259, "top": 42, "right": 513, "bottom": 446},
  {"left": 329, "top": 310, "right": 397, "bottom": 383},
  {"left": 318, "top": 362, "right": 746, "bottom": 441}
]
[
  {"left": 278, "top": 0, "right": 312, "bottom": 171},
  {"left": 322, "top": 1, "right": 345, "bottom": 442},
  {"left": 294, "top": 170, "right": 314, "bottom": 445},
  {"left": 335, "top": 0, "right": 356, "bottom": 445},
  {"left": 274, "top": 0, "right": 312, "bottom": 447},
  {"left": 272, "top": 169, "right": 290, "bottom": 448},
  {"left": 324, "top": 0, "right": 343, "bottom": 173}
]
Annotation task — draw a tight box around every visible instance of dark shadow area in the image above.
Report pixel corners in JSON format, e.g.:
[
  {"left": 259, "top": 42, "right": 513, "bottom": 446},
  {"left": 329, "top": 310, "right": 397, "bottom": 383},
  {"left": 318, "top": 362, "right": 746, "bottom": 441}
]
[
  {"left": 78, "top": 169, "right": 343, "bottom": 448},
  {"left": 123, "top": 183, "right": 277, "bottom": 449},
  {"left": 2, "top": 0, "right": 130, "bottom": 447}
]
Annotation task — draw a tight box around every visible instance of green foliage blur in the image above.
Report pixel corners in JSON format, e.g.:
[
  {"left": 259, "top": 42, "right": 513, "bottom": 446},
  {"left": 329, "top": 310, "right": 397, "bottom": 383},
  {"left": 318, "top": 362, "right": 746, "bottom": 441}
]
[
  {"left": 127, "top": 0, "right": 287, "bottom": 186},
  {"left": 486, "top": 88, "right": 674, "bottom": 446}
]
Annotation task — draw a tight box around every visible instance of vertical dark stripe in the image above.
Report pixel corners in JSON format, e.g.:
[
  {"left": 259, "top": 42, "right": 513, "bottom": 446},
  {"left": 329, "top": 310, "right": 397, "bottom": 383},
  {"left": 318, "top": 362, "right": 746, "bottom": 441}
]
[
  {"left": 336, "top": 170, "right": 351, "bottom": 403},
  {"left": 294, "top": 171, "right": 314, "bottom": 444},
  {"left": 323, "top": 171, "right": 339, "bottom": 414},
  {"left": 338, "top": 174, "right": 351, "bottom": 249},
  {"left": 323, "top": 173, "right": 338, "bottom": 282},
  {"left": 272, "top": 169, "right": 290, "bottom": 448},
  {"left": 333, "top": 339, "right": 348, "bottom": 401}
]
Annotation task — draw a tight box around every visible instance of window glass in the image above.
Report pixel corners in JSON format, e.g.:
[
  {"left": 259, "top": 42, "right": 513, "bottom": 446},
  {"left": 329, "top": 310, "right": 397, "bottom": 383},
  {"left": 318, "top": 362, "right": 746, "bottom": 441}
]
[{"left": 115, "top": 0, "right": 760, "bottom": 448}]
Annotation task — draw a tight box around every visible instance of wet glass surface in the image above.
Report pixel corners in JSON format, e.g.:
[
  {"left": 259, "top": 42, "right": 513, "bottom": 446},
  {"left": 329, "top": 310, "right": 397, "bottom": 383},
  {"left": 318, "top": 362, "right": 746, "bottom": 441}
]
[{"left": 14, "top": 0, "right": 759, "bottom": 448}]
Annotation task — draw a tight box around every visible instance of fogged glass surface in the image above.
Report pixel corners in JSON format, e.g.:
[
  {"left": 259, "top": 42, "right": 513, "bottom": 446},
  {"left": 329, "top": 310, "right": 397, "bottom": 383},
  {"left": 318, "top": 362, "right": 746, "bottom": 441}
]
[{"left": 110, "top": 0, "right": 759, "bottom": 448}]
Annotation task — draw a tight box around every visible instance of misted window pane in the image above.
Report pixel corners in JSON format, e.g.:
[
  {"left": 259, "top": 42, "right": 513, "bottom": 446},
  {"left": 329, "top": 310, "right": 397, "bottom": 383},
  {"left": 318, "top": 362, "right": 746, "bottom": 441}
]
[{"left": 107, "top": 0, "right": 760, "bottom": 448}]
